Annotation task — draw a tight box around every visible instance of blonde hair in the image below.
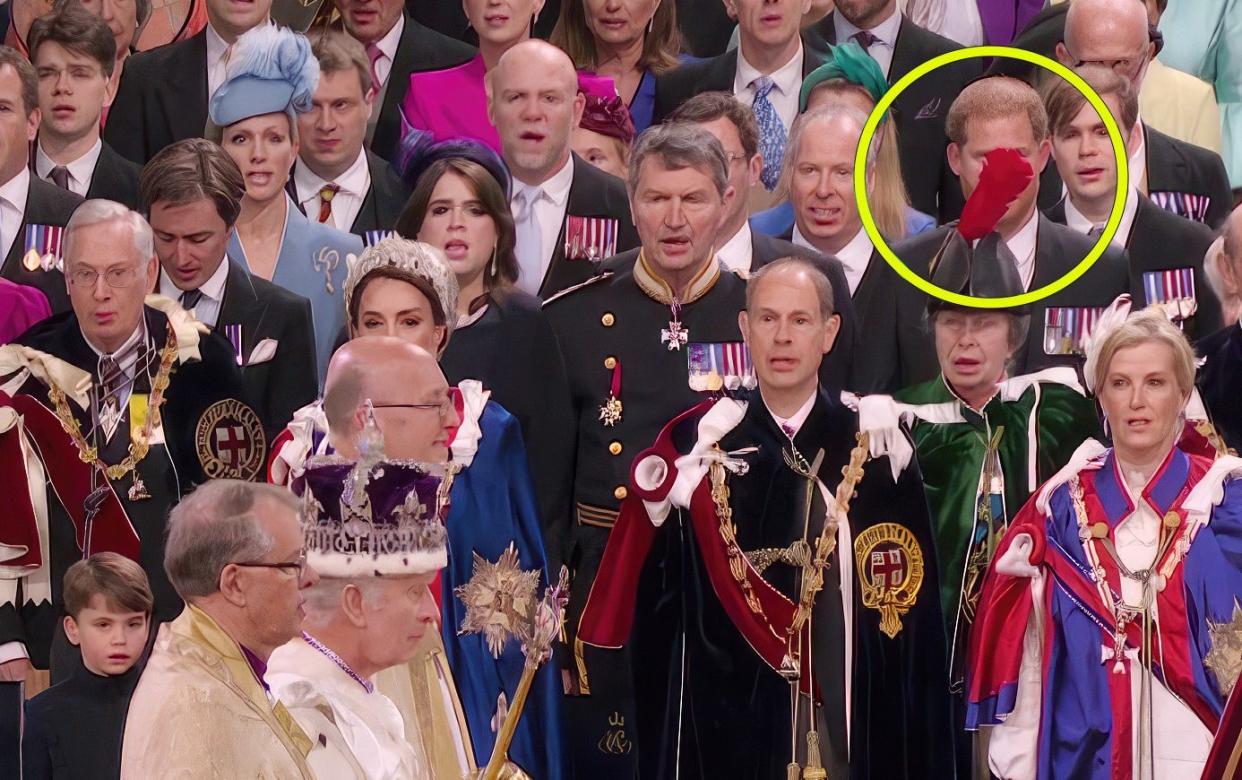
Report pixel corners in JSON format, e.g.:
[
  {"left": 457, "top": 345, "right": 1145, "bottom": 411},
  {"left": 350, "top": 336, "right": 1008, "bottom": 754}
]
[{"left": 1090, "top": 307, "right": 1196, "bottom": 397}]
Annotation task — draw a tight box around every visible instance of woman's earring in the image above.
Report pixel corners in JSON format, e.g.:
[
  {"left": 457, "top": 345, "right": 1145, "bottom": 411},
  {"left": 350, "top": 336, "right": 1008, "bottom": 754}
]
[{"left": 490, "top": 243, "right": 498, "bottom": 280}]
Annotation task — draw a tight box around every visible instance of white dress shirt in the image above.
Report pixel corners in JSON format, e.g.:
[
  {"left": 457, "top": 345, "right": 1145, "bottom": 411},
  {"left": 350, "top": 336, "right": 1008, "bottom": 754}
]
[
  {"left": 716, "top": 221, "right": 754, "bottom": 273},
  {"left": 901, "top": 0, "right": 984, "bottom": 47},
  {"left": 294, "top": 150, "right": 371, "bottom": 233},
  {"left": 0, "top": 167, "right": 29, "bottom": 262},
  {"left": 831, "top": 226, "right": 876, "bottom": 296},
  {"left": 206, "top": 23, "right": 232, "bottom": 98},
  {"left": 765, "top": 387, "right": 817, "bottom": 438},
  {"left": 734, "top": 42, "right": 804, "bottom": 135},
  {"left": 35, "top": 139, "right": 102, "bottom": 197},
  {"left": 158, "top": 257, "right": 230, "bottom": 328},
  {"left": 1064, "top": 185, "right": 1140, "bottom": 248},
  {"left": 1003, "top": 209, "right": 1040, "bottom": 291},
  {"left": 371, "top": 15, "right": 405, "bottom": 90},
  {"left": 834, "top": 8, "right": 903, "bottom": 79},
  {"left": 511, "top": 156, "right": 574, "bottom": 296}
]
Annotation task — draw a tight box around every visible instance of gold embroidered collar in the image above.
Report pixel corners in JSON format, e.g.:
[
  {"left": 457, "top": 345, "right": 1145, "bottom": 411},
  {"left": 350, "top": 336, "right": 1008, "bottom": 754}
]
[{"left": 633, "top": 249, "right": 720, "bottom": 306}]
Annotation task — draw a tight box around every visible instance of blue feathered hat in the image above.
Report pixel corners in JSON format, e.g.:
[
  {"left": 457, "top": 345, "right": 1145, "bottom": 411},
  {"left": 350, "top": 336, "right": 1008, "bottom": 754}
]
[{"left": 208, "top": 25, "right": 319, "bottom": 128}]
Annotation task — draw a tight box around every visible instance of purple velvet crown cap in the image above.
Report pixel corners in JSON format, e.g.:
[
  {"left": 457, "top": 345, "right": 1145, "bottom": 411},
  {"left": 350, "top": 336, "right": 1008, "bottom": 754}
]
[{"left": 292, "top": 458, "right": 450, "bottom": 577}]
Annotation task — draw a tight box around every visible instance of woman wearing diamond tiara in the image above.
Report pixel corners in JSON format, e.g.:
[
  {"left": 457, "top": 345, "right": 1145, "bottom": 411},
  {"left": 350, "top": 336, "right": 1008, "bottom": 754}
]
[
  {"left": 269, "top": 237, "right": 565, "bottom": 780},
  {"left": 965, "top": 305, "right": 1242, "bottom": 779}
]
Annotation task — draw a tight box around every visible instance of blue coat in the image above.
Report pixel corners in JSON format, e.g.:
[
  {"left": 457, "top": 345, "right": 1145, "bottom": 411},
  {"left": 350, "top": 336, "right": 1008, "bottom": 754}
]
[
  {"left": 228, "top": 196, "right": 363, "bottom": 385},
  {"left": 749, "top": 199, "right": 937, "bottom": 239},
  {"left": 441, "top": 401, "right": 565, "bottom": 780}
]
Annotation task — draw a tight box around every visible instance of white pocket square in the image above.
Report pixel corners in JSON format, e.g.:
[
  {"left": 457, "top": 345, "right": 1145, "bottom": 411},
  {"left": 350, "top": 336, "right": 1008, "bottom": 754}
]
[{"left": 246, "top": 338, "right": 278, "bottom": 366}]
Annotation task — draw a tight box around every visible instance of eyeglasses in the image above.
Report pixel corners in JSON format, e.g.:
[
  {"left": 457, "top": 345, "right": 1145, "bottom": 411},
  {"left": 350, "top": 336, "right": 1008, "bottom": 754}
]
[
  {"left": 232, "top": 550, "right": 307, "bottom": 576},
  {"left": 372, "top": 400, "right": 455, "bottom": 420},
  {"left": 67, "top": 265, "right": 142, "bottom": 289}
]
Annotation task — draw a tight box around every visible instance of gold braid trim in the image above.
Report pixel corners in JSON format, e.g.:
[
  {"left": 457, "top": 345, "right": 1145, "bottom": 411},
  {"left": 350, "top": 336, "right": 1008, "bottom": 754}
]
[
  {"left": 710, "top": 449, "right": 764, "bottom": 615},
  {"left": 47, "top": 322, "right": 178, "bottom": 481}
]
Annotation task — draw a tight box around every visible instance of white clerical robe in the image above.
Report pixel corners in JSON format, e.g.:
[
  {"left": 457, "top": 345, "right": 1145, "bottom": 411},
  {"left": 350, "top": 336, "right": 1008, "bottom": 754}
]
[
  {"left": 268, "top": 636, "right": 426, "bottom": 780},
  {"left": 120, "top": 606, "right": 316, "bottom": 779}
]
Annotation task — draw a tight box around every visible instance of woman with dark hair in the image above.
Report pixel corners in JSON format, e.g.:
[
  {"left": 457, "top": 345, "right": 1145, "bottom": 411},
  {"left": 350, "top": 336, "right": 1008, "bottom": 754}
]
[
  {"left": 396, "top": 141, "right": 573, "bottom": 539},
  {"left": 269, "top": 237, "right": 568, "bottom": 780},
  {"left": 551, "top": 0, "right": 681, "bottom": 132}
]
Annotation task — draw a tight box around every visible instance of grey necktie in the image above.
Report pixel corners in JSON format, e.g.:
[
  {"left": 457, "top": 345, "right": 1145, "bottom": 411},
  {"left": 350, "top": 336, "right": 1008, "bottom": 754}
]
[
  {"left": 49, "top": 166, "right": 71, "bottom": 191},
  {"left": 180, "top": 288, "right": 204, "bottom": 311}
]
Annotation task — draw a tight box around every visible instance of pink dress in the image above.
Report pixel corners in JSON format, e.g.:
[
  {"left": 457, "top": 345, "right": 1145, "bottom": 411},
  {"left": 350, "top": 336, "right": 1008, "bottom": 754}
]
[
  {"left": 0, "top": 279, "right": 51, "bottom": 344},
  {"left": 400, "top": 55, "right": 501, "bottom": 153}
]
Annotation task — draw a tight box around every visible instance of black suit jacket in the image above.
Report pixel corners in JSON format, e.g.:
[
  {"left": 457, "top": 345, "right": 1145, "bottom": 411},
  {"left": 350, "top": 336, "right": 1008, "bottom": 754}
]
[
  {"left": 652, "top": 42, "right": 823, "bottom": 125},
  {"left": 892, "top": 216, "right": 1134, "bottom": 382},
  {"left": 215, "top": 260, "right": 318, "bottom": 439},
  {"left": 104, "top": 31, "right": 208, "bottom": 165},
  {"left": 805, "top": 13, "right": 980, "bottom": 223},
  {"left": 750, "top": 231, "right": 859, "bottom": 393},
  {"left": 371, "top": 15, "right": 476, "bottom": 162},
  {"left": 287, "top": 151, "right": 412, "bottom": 237},
  {"left": 1196, "top": 323, "right": 1242, "bottom": 454},
  {"left": 1045, "top": 195, "right": 1221, "bottom": 338},
  {"left": 84, "top": 141, "right": 143, "bottom": 209},
  {"left": 535, "top": 155, "right": 639, "bottom": 299},
  {"left": 0, "top": 177, "right": 83, "bottom": 314}
]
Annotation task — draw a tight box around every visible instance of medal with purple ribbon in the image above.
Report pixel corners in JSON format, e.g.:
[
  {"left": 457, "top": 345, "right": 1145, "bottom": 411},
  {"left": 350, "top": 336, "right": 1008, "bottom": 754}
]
[{"left": 224, "top": 324, "right": 244, "bottom": 366}]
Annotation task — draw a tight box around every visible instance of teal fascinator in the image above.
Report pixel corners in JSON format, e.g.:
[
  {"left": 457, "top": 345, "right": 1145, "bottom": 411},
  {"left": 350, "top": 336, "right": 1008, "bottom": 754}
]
[
  {"left": 798, "top": 41, "right": 890, "bottom": 116},
  {"left": 208, "top": 25, "right": 319, "bottom": 128}
]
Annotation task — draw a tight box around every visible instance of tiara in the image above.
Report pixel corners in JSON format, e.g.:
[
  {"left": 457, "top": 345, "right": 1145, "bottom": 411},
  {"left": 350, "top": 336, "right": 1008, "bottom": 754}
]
[{"left": 343, "top": 238, "right": 460, "bottom": 335}]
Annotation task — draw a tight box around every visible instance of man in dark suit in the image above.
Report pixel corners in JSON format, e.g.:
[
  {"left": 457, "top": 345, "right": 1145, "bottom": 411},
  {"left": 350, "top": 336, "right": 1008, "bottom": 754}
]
[
  {"left": 653, "top": 0, "right": 821, "bottom": 211},
  {"left": 1029, "top": 0, "right": 1233, "bottom": 228},
  {"left": 804, "top": 0, "right": 981, "bottom": 223},
  {"left": 1043, "top": 62, "right": 1221, "bottom": 338},
  {"left": 338, "top": 0, "right": 475, "bottom": 162},
  {"left": 142, "top": 139, "right": 317, "bottom": 439},
  {"left": 1197, "top": 204, "right": 1242, "bottom": 454},
  {"left": 103, "top": 0, "right": 273, "bottom": 164},
  {"left": 893, "top": 75, "right": 1133, "bottom": 383},
  {"left": 491, "top": 41, "right": 637, "bottom": 299},
  {"left": 290, "top": 29, "right": 410, "bottom": 241},
  {"left": 0, "top": 47, "right": 83, "bottom": 314},
  {"left": 29, "top": 7, "right": 140, "bottom": 209},
  {"left": 664, "top": 90, "right": 859, "bottom": 392}
]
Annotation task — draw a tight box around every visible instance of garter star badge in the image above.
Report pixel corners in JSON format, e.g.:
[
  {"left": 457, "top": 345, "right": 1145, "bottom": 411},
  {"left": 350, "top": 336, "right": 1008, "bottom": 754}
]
[
  {"left": 195, "top": 399, "right": 266, "bottom": 480},
  {"left": 853, "top": 522, "right": 924, "bottom": 639},
  {"left": 1205, "top": 601, "right": 1242, "bottom": 697}
]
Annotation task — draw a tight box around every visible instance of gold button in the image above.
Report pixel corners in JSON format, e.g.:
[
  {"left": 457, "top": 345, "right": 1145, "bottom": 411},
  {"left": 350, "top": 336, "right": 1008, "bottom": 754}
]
[
  {"left": 613, "top": 486, "right": 628, "bottom": 500},
  {"left": 608, "top": 441, "right": 623, "bottom": 455},
  {"left": 601, "top": 312, "right": 616, "bottom": 327},
  {"left": 604, "top": 356, "right": 617, "bottom": 370}
]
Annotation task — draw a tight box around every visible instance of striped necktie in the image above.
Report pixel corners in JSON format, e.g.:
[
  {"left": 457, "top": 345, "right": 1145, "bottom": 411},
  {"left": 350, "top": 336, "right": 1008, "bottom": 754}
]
[{"left": 318, "top": 183, "right": 340, "bottom": 224}]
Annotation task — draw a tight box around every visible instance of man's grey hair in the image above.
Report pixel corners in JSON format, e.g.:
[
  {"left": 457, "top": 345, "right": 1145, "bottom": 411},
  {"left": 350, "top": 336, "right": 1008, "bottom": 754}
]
[
  {"left": 1225, "top": 208, "right": 1242, "bottom": 266},
  {"left": 782, "top": 105, "right": 878, "bottom": 194},
  {"left": 63, "top": 200, "right": 154, "bottom": 267},
  {"left": 301, "top": 577, "right": 390, "bottom": 628},
  {"left": 628, "top": 124, "right": 729, "bottom": 197},
  {"left": 746, "top": 256, "right": 837, "bottom": 321},
  {"left": 165, "top": 480, "right": 297, "bottom": 599}
]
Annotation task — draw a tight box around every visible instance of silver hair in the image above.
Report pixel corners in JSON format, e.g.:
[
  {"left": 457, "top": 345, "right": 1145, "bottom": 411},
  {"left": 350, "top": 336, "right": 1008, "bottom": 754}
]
[
  {"left": 165, "top": 480, "right": 296, "bottom": 599},
  {"left": 628, "top": 124, "right": 729, "bottom": 197},
  {"left": 928, "top": 309, "right": 1032, "bottom": 375},
  {"left": 781, "top": 104, "right": 879, "bottom": 197},
  {"left": 746, "top": 256, "right": 837, "bottom": 321},
  {"left": 63, "top": 199, "right": 154, "bottom": 267},
  {"left": 300, "top": 577, "right": 390, "bottom": 628}
]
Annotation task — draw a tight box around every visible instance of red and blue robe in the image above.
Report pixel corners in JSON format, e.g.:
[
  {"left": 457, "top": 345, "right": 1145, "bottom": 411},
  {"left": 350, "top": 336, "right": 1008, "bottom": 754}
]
[{"left": 966, "top": 443, "right": 1242, "bottom": 778}]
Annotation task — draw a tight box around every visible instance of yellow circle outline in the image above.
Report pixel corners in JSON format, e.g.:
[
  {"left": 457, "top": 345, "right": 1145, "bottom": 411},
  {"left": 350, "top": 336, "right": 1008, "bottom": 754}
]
[{"left": 853, "top": 46, "right": 1128, "bottom": 308}]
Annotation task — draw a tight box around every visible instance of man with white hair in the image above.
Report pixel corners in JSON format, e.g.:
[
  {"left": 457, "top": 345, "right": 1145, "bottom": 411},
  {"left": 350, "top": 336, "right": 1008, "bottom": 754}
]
[
  {"left": 0, "top": 198, "right": 259, "bottom": 683},
  {"left": 267, "top": 438, "right": 451, "bottom": 779},
  {"left": 121, "top": 480, "right": 319, "bottom": 777}
]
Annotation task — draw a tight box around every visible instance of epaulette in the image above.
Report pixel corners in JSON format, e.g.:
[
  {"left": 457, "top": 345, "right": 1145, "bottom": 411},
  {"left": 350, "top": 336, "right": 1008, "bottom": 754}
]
[{"left": 541, "top": 270, "right": 615, "bottom": 307}]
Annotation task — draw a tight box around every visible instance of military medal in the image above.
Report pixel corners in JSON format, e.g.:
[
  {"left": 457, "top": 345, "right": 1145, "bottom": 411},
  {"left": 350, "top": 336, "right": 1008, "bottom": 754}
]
[
  {"left": 24, "top": 224, "right": 65, "bottom": 272},
  {"left": 598, "top": 359, "right": 623, "bottom": 427},
  {"left": 1143, "top": 268, "right": 1197, "bottom": 324},
  {"left": 661, "top": 299, "right": 688, "bottom": 351},
  {"left": 224, "top": 324, "right": 245, "bottom": 366},
  {"left": 1043, "top": 306, "right": 1104, "bottom": 356},
  {"left": 363, "top": 230, "right": 394, "bottom": 247},
  {"left": 565, "top": 216, "right": 619, "bottom": 264}
]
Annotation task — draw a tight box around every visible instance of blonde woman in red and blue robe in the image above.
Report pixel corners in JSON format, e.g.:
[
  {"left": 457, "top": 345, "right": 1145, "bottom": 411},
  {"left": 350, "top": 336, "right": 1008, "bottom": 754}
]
[{"left": 965, "top": 304, "right": 1242, "bottom": 779}]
